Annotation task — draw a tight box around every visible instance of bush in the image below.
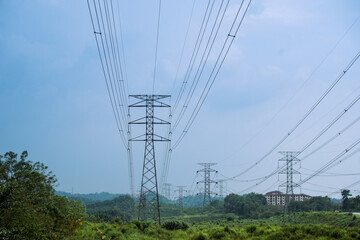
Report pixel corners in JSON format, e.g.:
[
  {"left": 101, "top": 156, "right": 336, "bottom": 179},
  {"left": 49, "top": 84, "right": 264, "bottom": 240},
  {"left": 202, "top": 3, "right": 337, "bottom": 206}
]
[
  {"left": 209, "top": 228, "right": 226, "bottom": 239},
  {"left": 162, "top": 220, "right": 189, "bottom": 230},
  {"left": 246, "top": 225, "right": 257, "bottom": 234},
  {"left": 192, "top": 232, "right": 207, "bottom": 240},
  {"left": 132, "top": 220, "right": 150, "bottom": 232},
  {"left": 259, "top": 211, "right": 274, "bottom": 219}
]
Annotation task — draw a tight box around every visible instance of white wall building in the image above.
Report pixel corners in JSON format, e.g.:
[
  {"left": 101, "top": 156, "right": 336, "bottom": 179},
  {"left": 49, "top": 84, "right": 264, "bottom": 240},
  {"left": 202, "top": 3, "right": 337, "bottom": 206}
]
[{"left": 265, "top": 191, "right": 311, "bottom": 206}]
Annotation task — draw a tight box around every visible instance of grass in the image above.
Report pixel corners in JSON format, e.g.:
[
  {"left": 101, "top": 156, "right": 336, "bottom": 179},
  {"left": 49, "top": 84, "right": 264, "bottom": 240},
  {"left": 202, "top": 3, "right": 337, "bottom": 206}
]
[{"left": 72, "top": 212, "right": 360, "bottom": 239}]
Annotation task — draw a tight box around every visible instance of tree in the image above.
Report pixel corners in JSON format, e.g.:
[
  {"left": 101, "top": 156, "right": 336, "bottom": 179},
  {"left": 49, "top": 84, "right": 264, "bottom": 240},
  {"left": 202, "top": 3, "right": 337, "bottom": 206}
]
[
  {"left": 0, "top": 151, "right": 85, "bottom": 239},
  {"left": 224, "top": 193, "right": 266, "bottom": 218},
  {"left": 341, "top": 189, "right": 352, "bottom": 211},
  {"left": 288, "top": 196, "right": 336, "bottom": 212}
]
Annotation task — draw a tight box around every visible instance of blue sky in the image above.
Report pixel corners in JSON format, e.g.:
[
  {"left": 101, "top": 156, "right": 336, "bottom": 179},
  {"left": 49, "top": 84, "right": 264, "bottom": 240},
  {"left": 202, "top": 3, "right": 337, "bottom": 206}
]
[{"left": 1, "top": 0, "right": 360, "bottom": 198}]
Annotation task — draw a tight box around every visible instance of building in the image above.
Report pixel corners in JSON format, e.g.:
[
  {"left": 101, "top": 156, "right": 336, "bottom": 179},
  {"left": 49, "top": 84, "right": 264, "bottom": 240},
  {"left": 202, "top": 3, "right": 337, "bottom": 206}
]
[{"left": 265, "top": 191, "right": 311, "bottom": 206}]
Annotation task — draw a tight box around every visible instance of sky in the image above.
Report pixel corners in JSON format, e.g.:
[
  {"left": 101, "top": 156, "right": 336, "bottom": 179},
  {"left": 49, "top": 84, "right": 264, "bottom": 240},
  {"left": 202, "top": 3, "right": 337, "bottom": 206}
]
[{"left": 0, "top": 0, "right": 360, "bottom": 199}]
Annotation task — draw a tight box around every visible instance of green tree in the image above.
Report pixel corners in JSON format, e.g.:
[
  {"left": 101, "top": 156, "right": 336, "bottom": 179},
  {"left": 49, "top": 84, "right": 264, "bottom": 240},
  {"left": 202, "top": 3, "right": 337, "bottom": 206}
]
[
  {"left": 224, "top": 193, "right": 266, "bottom": 218},
  {"left": 341, "top": 189, "right": 352, "bottom": 211},
  {"left": 288, "top": 196, "right": 336, "bottom": 212},
  {"left": 0, "top": 151, "right": 85, "bottom": 239}
]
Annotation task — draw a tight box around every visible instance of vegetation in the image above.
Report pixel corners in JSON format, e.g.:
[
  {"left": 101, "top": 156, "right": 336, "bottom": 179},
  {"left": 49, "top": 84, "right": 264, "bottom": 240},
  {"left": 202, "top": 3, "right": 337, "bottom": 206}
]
[
  {"left": 288, "top": 196, "right": 338, "bottom": 212},
  {"left": 71, "top": 219, "right": 360, "bottom": 240},
  {"left": 86, "top": 195, "right": 136, "bottom": 222},
  {"left": 0, "top": 151, "right": 85, "bottom": 239},
  {"left": 2, "top": 150, "right": 360, "bottom": 239},
  {"left": 224, "top": 193, "right": 267, "bottom": 218},
  {"left": 56, "top": 191, "right": 120, "bottom": 202}
]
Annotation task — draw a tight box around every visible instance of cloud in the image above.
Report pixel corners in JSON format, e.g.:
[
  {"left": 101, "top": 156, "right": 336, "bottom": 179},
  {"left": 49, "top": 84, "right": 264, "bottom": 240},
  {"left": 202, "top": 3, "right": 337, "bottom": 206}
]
[{"left": 248, "top": 0, "right": 313, "bottom": 26}]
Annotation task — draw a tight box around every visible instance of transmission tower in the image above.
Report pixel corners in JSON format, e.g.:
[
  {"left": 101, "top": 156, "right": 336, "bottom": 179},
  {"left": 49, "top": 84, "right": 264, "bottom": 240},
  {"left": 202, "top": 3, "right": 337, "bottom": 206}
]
[
  {"left": 197, "top": 163, "right": 218, "bottom": 207},
  {"left": 127, "top": 107, "right": 135, "bottom": 196},
  {"left": 278, "top": 151, "right": 301, "bottom": 214},
  {"left": 174, "top": 186, "right": 187, "bottom": 212},
  {"left": 129, "top": 95, "right": 170, "bottom": 224},
  {"left": 164, "top": 183, "right": 172, "bottom": 200},
  {"left": 218, "top": 179, "right": 226, "bottom": 198}
]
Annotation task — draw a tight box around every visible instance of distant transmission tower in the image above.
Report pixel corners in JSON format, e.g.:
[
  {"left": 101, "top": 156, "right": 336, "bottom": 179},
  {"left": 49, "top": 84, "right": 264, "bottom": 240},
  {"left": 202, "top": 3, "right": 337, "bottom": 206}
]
[
  {"left": 218, "top": 179, "right": 226, "bottom": 198},
  {"left": 197, "top": 163, "right": 218, "bottom": 207},
  {"left": 129, "top": 95, "right": 171, "bottom": 224},
  {"left": 278, "top": 151, "right": 301, "bottom": 214},
  {"left": 174, "top": 186, "right": 187, "bottom": 212},
  {"left": 164, "top": 183, "right": 172, "bottom": 200}
]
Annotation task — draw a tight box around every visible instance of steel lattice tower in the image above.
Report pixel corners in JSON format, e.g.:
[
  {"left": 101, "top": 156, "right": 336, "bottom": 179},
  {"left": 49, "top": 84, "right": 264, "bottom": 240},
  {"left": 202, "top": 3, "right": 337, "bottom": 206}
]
[
  {"left": 129, "top": 95, "right": 170, "bottom": 224},
  {"left": 164, "top": 183, "right": 171, "bottom": 200},
  {"left": 278, "top": 151, "right": 301, "bottom": 214},
  {"left": 197, "top": 163, "right": 218, "bottom": 207},
  {"left": 174, "top": 186, "right": 187, "bottom": 211},
  {"left": 218, "top": 179, "right": 225, "bottom": 198}
]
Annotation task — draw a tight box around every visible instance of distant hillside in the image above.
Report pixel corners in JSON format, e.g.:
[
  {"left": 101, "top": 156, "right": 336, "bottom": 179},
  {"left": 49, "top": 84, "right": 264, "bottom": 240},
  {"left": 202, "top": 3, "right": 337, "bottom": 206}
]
[
  {"left": 86, "top": 195, "right": 136, "bottom": 222},
  {"left": 56, "top": 191, "right": 120, "bottom": 202},
  {"left": 56, "top": 191, "right": 224, "bottom": 207},
  {"left": 331, "top": 198, "right": 342, "bottom": 203}
]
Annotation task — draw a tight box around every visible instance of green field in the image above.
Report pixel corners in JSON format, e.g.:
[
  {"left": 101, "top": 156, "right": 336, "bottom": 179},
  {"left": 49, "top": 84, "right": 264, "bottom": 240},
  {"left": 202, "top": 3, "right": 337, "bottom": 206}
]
[{"left": 73, "top": 212, "right": 360, "bottom": 240}]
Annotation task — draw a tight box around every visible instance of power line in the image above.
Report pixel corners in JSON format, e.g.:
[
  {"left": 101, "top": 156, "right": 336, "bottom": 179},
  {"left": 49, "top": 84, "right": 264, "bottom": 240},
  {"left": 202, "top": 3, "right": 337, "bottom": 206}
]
[
  {"left": 172, "top": 0, "right": 214, "bottom": 113},
  {"left": 173, "top": 0, "right": 252, "bottom": 149},
  {"left": 109, "top": 0, "right": 128, "bottom": 106},
  {"left": 241, "top": 84, "right": 360, "bottom": 187},
  {"left": 300, "top": 93, "right": 360, "bottom": 153},
  {"left": 305, "top": 182, "right": 340, "bottom": 190},
  {"left": 298, "top": 139, "right": 360, "bottom": 186},
  {"left": 162, "top": 0, "right": 230, "bottom": 185},
  {"left": 97, "top": 0, "right": 128, "bottom": 131},
  {"left": 172, "top": 0, "right": 230, "bottom": 132},
  {"left": 217, "top": 15, "right": 360, "bottom": 165},
  {"left": 236, "top": 113, "right": 360, "bottom": 194},
  {"left": 87, "top": 0, "right": 127, "bottom": 147},
  {"left": 102, "top": 0, "right": 128, "bottom": 127},
  {"left": 115, "top": 0, "right": 129, "bottom": 94},
  {"left": 162, "top": 0, "right": 230, "bottom": 186},
  {"left": 159, "top": 107, "right": 173, "bottom": 190},
  {"left": 152, "top": 0, "right": 162, "bottom": 94},
  {"left": 301, "top": 166, "right": 360, "bottom": 177},
  {"left": 229, "top": 50, "right": 360, "bottom": 179},
  {"left": 170, "top": 0, "right": 197, "bottom": 96},
  {"left": 88, "top": 0, "right": 133, "bottom": 194},
  {"left": 328, "top": 179, "right": 360, "bottom": 197}
]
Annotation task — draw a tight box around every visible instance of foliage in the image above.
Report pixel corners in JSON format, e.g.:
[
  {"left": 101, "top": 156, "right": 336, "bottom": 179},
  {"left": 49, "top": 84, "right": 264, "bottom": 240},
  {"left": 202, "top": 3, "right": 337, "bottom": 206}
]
[
  {"left": 0, "top": 151, "right": 85, "bottom": 239},
  {"left": 72, "top": 220, "right": 360, "bottom": 240},
  {"left": 162, "top": 220, "right": 189, "bottom": 230},
  {"left": 132, "top": 220, "right": 151, "bottom": 232},
  {"left": 86, "top": 195, "right": 136, "bottom": 222},
  {"left": 288, "top": 196, "right": 337, "bottom": 212},
  {"left": 224, "top": 193, "right": 267, "bottom": 218},
  {"left": 268, "top": 211, "right": 360, "bottom": 228},
  {"left": 342, "top": 189, "right": 352, "bottom": 211}
]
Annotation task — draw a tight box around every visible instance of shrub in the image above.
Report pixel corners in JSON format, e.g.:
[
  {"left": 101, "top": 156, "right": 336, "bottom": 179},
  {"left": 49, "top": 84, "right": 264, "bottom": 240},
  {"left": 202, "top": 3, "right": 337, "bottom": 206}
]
[
  {"left": 209, "top": 228, "right": 227, "bottom": 239},
  {"left": 246, "top": 225, "right": 257, "bottom": 234},
  {"left": 331, "top": 229, "right": 341, "bottom": 239},
  {"left": 226, "top": 216, "right": 234, "bottom": 221},
  {"left": 162, "top": 220, "right": 189, "bottom": 230},
  {"left": 192, "top": 232, "right": 207, "bottom": 240},
  {"left": 132, "top": 220, "right": 150, "bottom": 232}
]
